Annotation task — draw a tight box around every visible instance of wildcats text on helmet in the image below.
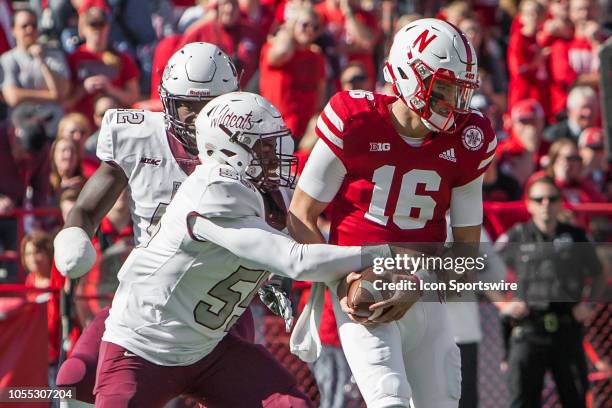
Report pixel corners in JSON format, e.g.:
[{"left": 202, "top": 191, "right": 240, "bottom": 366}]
[{"left": 209, "top": 104, "right": 255, "bottom": 131}]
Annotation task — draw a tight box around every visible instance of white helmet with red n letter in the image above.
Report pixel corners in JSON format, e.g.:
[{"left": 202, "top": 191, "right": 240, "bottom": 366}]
[{"left": 383, "top": 18, "right": 479, "bottom": 132}]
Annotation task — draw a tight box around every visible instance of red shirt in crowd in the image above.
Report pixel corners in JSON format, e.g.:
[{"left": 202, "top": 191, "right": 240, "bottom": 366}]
[
  {"left": 506, "top": 32, "right": 551, "bottom": 119},
  {"left": 259, "top": 42, "right": 325, "bottom": 141},
  {"left": 497, "top": 135, "right": 550, "bottom": 186},
  {"left": 315, "top": 2, "right": 380, "bottom": 89},
  {"left": 25, "top": 264, "right": 65, "bottom": 363},
  {"left": 548, "top": 37, "right": 597, "bottom": 116},
  {"left": 68, "top": 45, "right": 140, "bottom": 124},
  {"left": 181, "top": 19, "right": 264, "bottom": 88},
  {"left": 241, "top": 4, "right": 276, "bottom": 38}
]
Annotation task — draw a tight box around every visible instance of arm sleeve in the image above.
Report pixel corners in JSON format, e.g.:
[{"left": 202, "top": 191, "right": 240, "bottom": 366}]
[
  {"left": 450, "top": 174, "right": 484, "bottom": 227},
  {"left": 96, "top": 110, "right": 116, "bottom": 162},
  {"left": 297, "top": 139, "right": 347, "bottom": 202},
  {"left": 188, "top": 214, "right": 391, "bottom": 282},
  {"left": 195, "top": 178, "right": 265, "bottom": 219},
  {"left": 456, "top": 112, "right": 497, "bottom": 186},
  {"left": 314, "top": 93, "right": 349, "bottom": 165}
]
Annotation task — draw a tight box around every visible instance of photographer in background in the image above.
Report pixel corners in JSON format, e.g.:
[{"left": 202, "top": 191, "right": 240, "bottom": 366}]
[{"left": 495, "top": 176, "right": 605, "bottom": 408}]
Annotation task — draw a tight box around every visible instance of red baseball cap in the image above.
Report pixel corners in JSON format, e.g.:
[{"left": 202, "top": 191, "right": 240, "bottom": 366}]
[
  {"left": 78, "top": 0, "right": 110, "bottom": 15},
  {"left": 511, "top": 99, "right": 545, "bottom": 122},
  {"left": 578, "top": 127, "right": 604, "bottom": 149}
]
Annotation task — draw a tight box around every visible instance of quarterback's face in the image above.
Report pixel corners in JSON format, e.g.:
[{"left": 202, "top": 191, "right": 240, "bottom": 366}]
[{"left": 429, "top": 80, "right": 461, "bottom": 117}]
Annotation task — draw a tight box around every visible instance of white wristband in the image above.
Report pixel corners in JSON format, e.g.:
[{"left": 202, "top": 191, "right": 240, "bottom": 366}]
[{"left": 54, "top": 227, "right": 96, "bottom": 278}]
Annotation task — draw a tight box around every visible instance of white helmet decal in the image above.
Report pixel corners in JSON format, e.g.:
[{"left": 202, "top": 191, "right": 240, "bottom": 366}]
[{"left": 195, "top": 92, "right": 297, "bottom": 191}]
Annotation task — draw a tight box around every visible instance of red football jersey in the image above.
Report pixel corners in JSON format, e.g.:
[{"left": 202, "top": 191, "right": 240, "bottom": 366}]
[{"left": 316, "top": 90, "right": 497, "bottom": 245}]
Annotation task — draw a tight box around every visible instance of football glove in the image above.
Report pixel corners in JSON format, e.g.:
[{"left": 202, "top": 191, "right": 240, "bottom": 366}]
[{"left": 258, "top": 281, "right": 294, "bottom": 332}]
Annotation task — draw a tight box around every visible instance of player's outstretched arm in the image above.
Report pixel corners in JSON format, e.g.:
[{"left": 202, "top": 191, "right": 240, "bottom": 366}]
[
  {"left": 189, "top": 214, "right": 391, "bottom": 283},
  {"left": 287, "top": 139, "right": 347, "bottom": 245},
  {"left": 54, "top": 161, "right": 128, "bottom": 278},
  {"left": 287, "top": 186, "right": 328, "bottom": 245}
]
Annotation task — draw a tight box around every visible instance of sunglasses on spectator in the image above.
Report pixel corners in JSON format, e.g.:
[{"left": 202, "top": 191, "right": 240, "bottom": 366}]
[
  {"left": 562, "top": 155, "right": 582, "bottom": 161},
  {"left": 345, "top": 74, "right": 367, "bottom": 85},
  {"left": 69, "top": 128, "right": 89, "bottom": 135},
  {"left": 88, "top": 21, "right": 108, "bottom": 29},
  {"left": 529, "top": 195, "right": 561, "bottom": 204}
]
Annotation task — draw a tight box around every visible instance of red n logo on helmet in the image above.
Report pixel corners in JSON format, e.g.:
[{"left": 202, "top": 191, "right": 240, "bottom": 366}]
[{"left": 413, "top": 30, "right": 437, "bottom": 53}]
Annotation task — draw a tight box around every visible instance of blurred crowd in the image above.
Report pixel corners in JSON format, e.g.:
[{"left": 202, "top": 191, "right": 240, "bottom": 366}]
[{"left": 0, "top": 0, "right": 610, "bottom": 405}]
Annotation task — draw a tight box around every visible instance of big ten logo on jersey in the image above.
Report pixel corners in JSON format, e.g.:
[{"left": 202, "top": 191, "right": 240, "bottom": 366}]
[
  {"left": 116, "top": 110, "right": 145, "bottom": 125},
  {"left": 370, "top": 142, "right": 391, "bottom": 152}
]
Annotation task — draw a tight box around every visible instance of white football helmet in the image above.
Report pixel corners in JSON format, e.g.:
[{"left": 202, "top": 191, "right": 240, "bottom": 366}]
[
  {"left": 160, "top": 42, "right": 239, "bottom": 153},
  {"left": 384, "top": 18, "right": 479, "bottom": 132},
  {"left": 195, "top": 92, "right": 297, "bottom": 191}
]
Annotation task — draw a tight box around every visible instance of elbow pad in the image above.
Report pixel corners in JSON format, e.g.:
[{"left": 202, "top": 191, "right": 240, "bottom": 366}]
[{"left": 54, "top": 227, "right": 96, "bottom": 278}]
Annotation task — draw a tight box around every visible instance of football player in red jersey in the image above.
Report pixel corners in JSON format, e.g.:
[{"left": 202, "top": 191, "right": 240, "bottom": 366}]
[{"left": 288, "top": 18, "right": 497, "bottom": 407}]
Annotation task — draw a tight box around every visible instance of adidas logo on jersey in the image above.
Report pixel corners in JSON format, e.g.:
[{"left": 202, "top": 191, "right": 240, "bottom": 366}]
[
  {"left": 439, "top": 148, "right": 456, "bottom": 162},
  {"left": 140, "top": 157, "right": 161, "bottom": 166},
  {"left": 370, "top": 142, "right": 391, "bottom": 152}
]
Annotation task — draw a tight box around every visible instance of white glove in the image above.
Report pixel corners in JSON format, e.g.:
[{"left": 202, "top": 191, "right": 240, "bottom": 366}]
[{"left": 54, "top": 227, "right": 96, "bottom": 278}]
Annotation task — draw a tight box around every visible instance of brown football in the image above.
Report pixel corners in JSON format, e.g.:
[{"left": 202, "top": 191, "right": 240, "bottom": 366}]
[{"left": 346, "top": 266, "right": 394, "bottom": 320}]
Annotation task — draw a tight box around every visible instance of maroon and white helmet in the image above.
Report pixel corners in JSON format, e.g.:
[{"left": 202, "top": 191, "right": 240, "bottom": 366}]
[
  {"left": 383, "top": 18, "right": 479, "bottom": 132},
  {"left": 160, "top": 42, "right": 239, "bottom": 154}
]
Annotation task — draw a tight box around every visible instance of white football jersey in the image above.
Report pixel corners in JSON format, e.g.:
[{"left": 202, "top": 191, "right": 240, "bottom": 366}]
[
  {"left": 102, "top": 161, "right": 389, "bottom": 366},
  {"left": 96, "top": 109, "right": 192, "bottom": 245},
  {"left": 103, "top": 162, "right": 269, "bottom": 366}
]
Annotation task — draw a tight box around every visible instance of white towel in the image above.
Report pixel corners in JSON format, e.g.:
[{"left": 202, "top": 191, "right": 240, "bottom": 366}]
[{"left": 289, "top": 282, "right": 325, "bottom": 362}]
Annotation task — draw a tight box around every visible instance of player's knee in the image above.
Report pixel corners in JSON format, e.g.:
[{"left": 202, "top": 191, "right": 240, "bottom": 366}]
[
  {"left": 262, "top": 386, "right": 313, "bottom": 408},
  {"left": 56, "top": 357, "right": 88, "bottom": 386},
  {"left": 56, "top": 356, "right": 97, "bottom": 404},
  {"left": 367, "top": 373, "right": 412, "bottom": 408}
]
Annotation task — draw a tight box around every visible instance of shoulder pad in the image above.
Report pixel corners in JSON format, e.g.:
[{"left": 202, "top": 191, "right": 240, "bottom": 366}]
[
  {"left": 96, "top": 109, "right": 166, "bottom": 163},
  {"left": 195, "top": 164, "right": 264, "bottom": 219}
]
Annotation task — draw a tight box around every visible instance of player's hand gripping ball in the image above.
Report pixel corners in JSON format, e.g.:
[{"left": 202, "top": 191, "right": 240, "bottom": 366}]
[{"left": 338, "top": 265, "right": 422, "bottom": 324}]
